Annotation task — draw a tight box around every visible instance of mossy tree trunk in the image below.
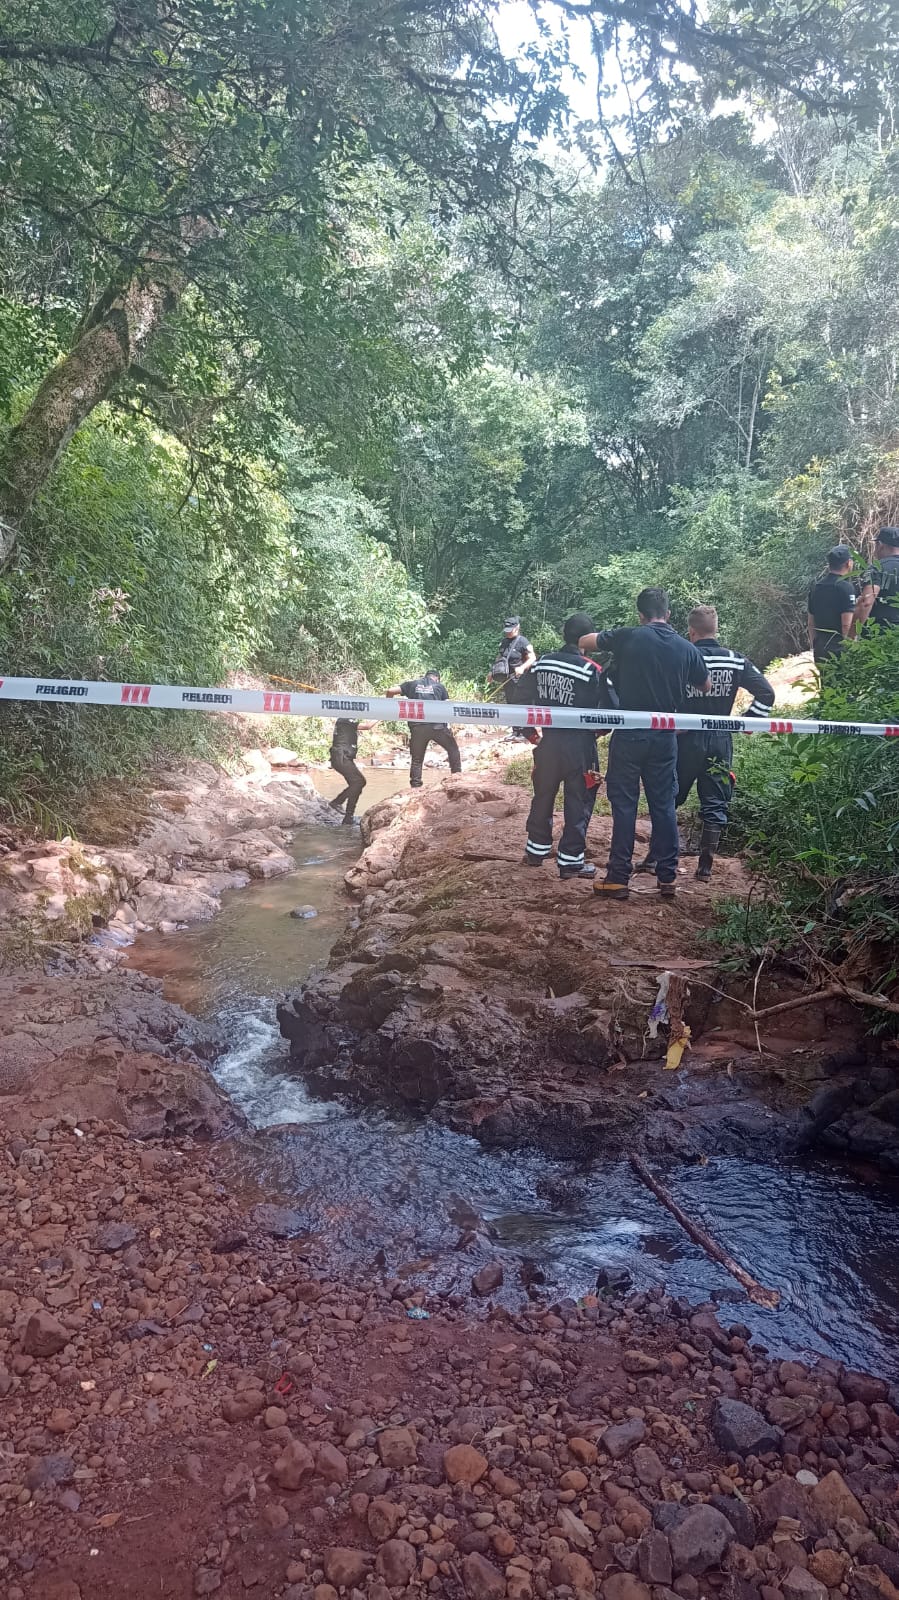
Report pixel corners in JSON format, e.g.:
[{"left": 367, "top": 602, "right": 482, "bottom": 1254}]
[{"left": 0, "top": 270, "right": 179, "bottom": 566}]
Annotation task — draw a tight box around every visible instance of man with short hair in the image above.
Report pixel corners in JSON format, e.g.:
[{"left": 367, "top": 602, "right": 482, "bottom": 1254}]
[
  {"left": 516, "top": 613, "right": 615, "bottom": 879},
  {"left": 637, "top": 604, "right": 774, "bottom": 882},
  {"left": 853, "top": 526, "right": 899, "bottom": 634},
  {"left": 491, "top": 616, "right": 537, "bottom": 739},
  {"left": 808, "top": 546, "right": 856, "bottom": 665},
  {"left": 579, "top": 588, "right": 710, "bottom": 901},
  {"left": 386, "top": 669, "right": 462, "bottom": 788}
]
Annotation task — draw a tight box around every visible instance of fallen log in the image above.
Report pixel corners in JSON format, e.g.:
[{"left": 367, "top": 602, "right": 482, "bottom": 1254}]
[{"left": 628, "top": 1153, "right": 781, "bottom": 1310}]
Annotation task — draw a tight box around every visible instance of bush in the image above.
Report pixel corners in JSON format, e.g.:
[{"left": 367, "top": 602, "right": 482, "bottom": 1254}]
[{"left": 729, "top": 629, "right": 899, "bottom": 965}]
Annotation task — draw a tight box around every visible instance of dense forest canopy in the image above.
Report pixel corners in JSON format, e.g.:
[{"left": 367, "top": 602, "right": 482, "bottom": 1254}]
[{"left": 1, "top": 0, "right": 899, "bottom": 914}]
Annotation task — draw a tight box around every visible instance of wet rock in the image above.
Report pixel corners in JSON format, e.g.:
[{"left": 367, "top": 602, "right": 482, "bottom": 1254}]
[
  {"left": 376, "top": 1540, "right": 417, "bottom": 1587},
  {"left": 291, "top": 905, "right": 319, "bottom": 919},
  {"left": 637, "top": 1530, "right": 673, "bottom": 1585},
  {"left": 597, "top": 1267, "right": 633, "bottom": 1295},
  {"left": 712, "top": 1399, "right": 784, "bottom": 1458},
  {"left": 472, "top": 1263, "right": 504, "bottom": 1296},
  {"left": 668, "top": 1506, "right": 736, "bottom": 1576},
  {"left": 445, "top": 1444, "right": 489, "bottom": 1485},
  {"left": 272, "top": 1439, "right": 315, "bottom": 1490},
  {"left": 24, "top": 1454, "right": 75, "bottom": 1490},
  {"left": 602, "top": 1418, "right": 646, "bottom": 1460},
  {"left": 377, "top": 1427, "right": 417, "bottom": 1469},
  {"left": 21, "top": 1311, "right": 68, "bottom": 1357},
  {"left": 840, "top": 1372, "right": 889, "bottom": 1406},
  {"left": 323, "top": 1549, "right": 372, "bottom": 1588},
  {"left": 808, "top": 1470, "right": 868, "bottom": 1529},
  {"left": 463, "top": 1552, "right": 506, "bottom": 1600},
  {"left": 251, "top": 1202, "right": 308, "bottom": 1238}
]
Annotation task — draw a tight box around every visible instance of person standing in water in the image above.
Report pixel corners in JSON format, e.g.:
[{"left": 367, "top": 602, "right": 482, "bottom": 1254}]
[{"left": 329, "top": 716, "right": 374, "bottom": 824}]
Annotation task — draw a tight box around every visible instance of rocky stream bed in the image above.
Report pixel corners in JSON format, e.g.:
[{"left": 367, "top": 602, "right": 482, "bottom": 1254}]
[{"left": 1, "top": 762, "right": 899, "bottom": 1600}]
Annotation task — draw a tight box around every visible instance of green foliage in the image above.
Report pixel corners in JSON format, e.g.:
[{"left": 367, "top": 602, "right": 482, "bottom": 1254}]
[
  {"left": 728, "top": 631, "right": 899, "bottom": 956},
  {"left": 0, "top": 406, "right": 432, "bottom": 826}
]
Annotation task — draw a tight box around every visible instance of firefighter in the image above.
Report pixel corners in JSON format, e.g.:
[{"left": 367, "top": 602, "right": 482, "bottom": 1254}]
[
  {"left": 517, "top": 613, "right": 616, "bottom": 879},
  {"left": 636, "top": 604, "right": 775, "bottom": 881},
  {"left": 385, "top": 670, "right": 462, "bottom": 787}
]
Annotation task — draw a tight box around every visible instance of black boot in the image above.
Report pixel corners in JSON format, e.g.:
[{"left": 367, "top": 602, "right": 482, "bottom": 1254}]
[
  {"left": 695, "top": 825, "right": 722, "bottom": 881},
  {"left": 560, "top": 863, "right": 596, "bottom": 880},
  {"left": 634, "top": 854, "right": 657, "bottom": 874}
]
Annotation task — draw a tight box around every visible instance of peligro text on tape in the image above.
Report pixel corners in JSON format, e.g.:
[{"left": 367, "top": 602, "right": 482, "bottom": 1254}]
[{"left": 0, "top": 675, "right": 897, "bottom": 738}]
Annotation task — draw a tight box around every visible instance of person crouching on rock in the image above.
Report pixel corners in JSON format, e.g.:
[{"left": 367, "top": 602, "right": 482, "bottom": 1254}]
[
  {"left": 329, "top": 716, "right": 375, "bottom": 824},
  {"left": 385, "top": 670, "right": 462, "bottom": 788},
  {"left": 517, "top": 613, "right": 616, "bottom": 880}
]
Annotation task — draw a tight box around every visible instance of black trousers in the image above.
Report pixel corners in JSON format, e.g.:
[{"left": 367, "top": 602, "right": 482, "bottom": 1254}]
[
  {"left": 676, "top": 731, "right": 734, "bottom": 829},
  {"left": 607, "top": 729, "right": 679, "bottom": 884},
  {"left": 525, "top": 731, "right": 598, "bottom": 869},
  {"left": 409, "top": 725, "right": 462, "bottom": 787},
  {"left": 330, "top": 747, "right": 366, "bottom": 820}
]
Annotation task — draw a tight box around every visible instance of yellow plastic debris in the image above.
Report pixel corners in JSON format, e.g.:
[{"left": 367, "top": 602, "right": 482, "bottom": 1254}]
[{"left": 664, "top": 1024, "right": 691, "bottom": 1070}]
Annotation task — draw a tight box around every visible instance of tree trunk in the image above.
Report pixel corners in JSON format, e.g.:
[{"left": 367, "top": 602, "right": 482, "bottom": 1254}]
[{"left": 0, "top": 270, "right": 179, "bottom": 566}]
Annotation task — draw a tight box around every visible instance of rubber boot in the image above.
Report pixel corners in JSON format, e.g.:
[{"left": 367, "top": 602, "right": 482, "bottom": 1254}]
[{"left": 695, "top": 825, "right": 722, "bottom": 882}]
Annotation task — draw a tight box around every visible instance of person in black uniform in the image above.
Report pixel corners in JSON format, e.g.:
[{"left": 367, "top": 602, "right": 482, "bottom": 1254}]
[
  {"left": 386, "top": 669, "right": 462, "bottom": 787},
  {"left": 516, "top": 613, "right": 615, "bottom": 879},
  {"left": 636, "top": 605, "right": 774, "bottom": 882},
  {"left": 853, "top": 526, "right": 899, "bottom": 634},
  {"left": 579, "top": 588, "right": 710, "bottom": 901},
  {"left": 328, "top": 717, "right": 373, "bottom": 824},
  {"left": 807, "top": 546, "right": 856, "bottom": 667},
  {"left": 490, "top": 616, "right": 538, "bottom": 741}
]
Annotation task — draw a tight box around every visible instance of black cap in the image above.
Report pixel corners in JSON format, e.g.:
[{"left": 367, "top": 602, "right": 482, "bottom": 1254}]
[
  {"left": 878, "top": 526, "right": 899, "bottom": 548},
  {"left": 503, "top": 616, "right": 520, "bottom": 631},
  {"left": 563, "top": 612, "right": 596, "bottom": 645},
  {"left": 828, "top": 545, "right": 852, "bottom": 567},
  {"left": 425, "top": 668, "right": 441, "bottom": 679}
]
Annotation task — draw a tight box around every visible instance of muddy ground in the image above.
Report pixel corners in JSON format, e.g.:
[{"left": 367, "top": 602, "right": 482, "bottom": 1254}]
[{"left": 276, "top": 776, "right": 897, "bottom": 1169}]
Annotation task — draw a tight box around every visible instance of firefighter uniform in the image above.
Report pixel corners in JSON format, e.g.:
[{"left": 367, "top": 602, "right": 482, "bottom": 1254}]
[
  {"left": 677, "top": 636, "right": 774, "bottom": 878},
  {"left": 517, "top": 647, "right": 614, "bottom": 878},
  {"left": 679, "top": 638, "right": 774, "bottom": 820}
]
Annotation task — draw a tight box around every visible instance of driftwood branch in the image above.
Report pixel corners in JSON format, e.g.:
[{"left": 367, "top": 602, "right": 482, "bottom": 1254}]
[
  {"left": 629, "top": 1154, "right": 781, "bottom": 1309},
  {"left": 747, "top": 984, "right": 899, "bottom": 1022}
]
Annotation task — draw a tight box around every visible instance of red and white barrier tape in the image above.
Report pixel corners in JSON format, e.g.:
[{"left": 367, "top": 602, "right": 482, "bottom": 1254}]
[{"left": 0, "top": 675, "right": 896, "bottom": 737}]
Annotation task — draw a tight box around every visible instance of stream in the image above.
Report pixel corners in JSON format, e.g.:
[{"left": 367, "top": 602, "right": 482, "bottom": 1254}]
[{"left": 128, "top": 768, "right": 899, "bottom": 1380}]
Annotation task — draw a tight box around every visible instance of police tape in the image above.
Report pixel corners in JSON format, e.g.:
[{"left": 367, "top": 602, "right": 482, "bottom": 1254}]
[{"left": 0, "top": 673, "right": 897, "bottom": 737}]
